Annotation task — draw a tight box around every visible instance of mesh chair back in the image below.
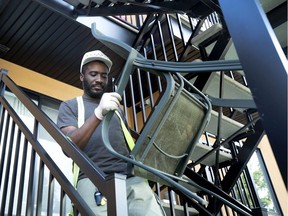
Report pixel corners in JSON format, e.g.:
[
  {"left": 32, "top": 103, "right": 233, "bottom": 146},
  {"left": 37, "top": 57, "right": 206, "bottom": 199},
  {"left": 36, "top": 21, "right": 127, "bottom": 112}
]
[{"left": 132, "top": 74, "right": 211, "bottom": 183}]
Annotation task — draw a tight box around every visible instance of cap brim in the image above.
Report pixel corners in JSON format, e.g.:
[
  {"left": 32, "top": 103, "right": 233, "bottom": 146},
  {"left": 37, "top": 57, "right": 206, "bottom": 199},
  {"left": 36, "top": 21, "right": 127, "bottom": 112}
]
[{"left": 82, "top": 56, "right": 112, "bottom": 72}]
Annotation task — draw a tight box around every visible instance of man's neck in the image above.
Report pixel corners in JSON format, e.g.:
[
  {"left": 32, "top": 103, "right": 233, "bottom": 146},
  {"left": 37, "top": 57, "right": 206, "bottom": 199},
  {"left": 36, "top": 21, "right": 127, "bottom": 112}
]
[{"left": 82, "top": 93, "right": 101, "bottom": 101}]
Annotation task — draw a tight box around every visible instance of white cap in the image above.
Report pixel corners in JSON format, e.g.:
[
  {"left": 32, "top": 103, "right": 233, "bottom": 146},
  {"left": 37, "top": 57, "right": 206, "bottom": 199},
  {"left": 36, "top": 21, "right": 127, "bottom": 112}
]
[{"left": 80, "top": 50, "right": 112, "bottom": 73}]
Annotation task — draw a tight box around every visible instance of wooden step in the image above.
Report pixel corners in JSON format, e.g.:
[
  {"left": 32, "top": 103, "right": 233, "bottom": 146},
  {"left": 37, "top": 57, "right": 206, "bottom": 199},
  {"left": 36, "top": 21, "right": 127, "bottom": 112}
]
[{"left": 189, "top": 70, "right": 254, "bottom": 114}]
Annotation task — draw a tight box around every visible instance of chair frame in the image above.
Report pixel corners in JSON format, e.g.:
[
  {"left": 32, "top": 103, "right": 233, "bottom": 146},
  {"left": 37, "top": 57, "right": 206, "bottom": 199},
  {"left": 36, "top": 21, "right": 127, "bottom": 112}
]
[{"left": 92, "top": 23, "right": 255, "bottom": 215}]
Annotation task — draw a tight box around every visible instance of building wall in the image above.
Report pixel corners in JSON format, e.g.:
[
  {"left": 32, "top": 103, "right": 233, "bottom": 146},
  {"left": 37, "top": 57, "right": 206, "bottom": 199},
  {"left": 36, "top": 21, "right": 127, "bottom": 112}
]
[
  {"left": 258, "top": 136, "right": 287, "bottom": 215},
  {"left": 0, "top": 59, "right": 82, "bottom": 101}
]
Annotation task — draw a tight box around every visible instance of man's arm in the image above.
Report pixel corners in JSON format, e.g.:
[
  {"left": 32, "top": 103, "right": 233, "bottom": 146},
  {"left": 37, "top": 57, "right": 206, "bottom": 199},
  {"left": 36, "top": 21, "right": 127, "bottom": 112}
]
[
  {"left": 61, "top": 92, "right": 122, "bottom": 150},
  {"left": 61, "top": 114, "right": 101, "bottom": 150}
]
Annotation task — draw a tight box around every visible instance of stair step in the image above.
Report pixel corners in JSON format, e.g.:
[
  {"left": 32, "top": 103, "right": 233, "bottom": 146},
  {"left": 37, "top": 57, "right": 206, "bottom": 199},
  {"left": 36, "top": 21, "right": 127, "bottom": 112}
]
[
  {"left": 190, "top": 72, "right": 253, "bottom": 114},
  {"left": 206, "top": 109, "right": 245, "bottom": 139},
  {"left": 191, "top": 23, "right": 223, "bottom": 47},
  {"left": 203, "top": 72, "right": 253, "bottom": 110},
  {"left": 162, "top": 201, "right": 199, "bottom": 216},
  {"left": 189, "top": 110, "right": 243, "bottom": 166},
  {"left": 191, "top": 141, "right": 233, "bottom": 166}
]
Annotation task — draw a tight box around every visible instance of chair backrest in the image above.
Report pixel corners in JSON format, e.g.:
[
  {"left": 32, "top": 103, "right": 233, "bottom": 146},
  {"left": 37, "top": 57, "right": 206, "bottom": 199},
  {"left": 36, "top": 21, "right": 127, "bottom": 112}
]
[{"left": 131, "top": 73, "right": 211, "bottom": 183}]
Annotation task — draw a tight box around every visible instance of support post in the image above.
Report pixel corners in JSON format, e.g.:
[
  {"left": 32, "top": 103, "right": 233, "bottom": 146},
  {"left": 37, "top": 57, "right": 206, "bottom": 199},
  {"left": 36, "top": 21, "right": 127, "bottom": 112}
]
[
  {"left": 219, "top": 0, "right": 288, "bottom": 186},
  {"left": 105, "top": 173, "right": 128, "bottom": 216}
]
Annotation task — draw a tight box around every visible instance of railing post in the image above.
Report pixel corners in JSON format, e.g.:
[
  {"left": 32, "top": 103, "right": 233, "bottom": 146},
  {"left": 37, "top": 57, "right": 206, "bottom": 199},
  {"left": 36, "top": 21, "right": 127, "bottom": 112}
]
[
  {"left": 0, "top": 69, "right": 8, "bottom": 96},
  {"left": 105, "top": 173, "right": 128, "bottom": 216}
]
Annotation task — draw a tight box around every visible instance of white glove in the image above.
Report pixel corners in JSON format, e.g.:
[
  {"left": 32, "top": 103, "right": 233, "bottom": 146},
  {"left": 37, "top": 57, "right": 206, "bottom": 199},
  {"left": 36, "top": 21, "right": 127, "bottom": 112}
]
[{"left": 94, "top": 92, "right": 122, "bottom": 120}]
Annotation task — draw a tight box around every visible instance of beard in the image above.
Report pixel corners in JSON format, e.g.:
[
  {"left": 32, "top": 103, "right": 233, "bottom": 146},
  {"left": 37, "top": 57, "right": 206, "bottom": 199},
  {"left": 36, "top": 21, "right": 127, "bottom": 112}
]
[{"left": 83, "top": 79, "right": 107, "bottom": 99}]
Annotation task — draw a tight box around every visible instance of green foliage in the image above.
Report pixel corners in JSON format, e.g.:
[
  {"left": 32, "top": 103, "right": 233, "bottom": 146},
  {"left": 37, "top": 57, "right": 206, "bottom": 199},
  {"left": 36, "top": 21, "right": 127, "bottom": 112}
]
[{"left": 251, "top": 160, "right": 275, "bottom": 211}]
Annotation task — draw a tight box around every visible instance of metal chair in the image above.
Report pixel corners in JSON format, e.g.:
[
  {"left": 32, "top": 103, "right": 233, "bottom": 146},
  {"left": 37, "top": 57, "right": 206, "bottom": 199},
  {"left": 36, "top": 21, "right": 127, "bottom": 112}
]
[
  {"left": 91, "top": 23, "right": 262, "bottom": 215},
  {"left": 91, "top": 23, "right": 213, "bottom": 204},
  {"left": 91, "top": 23, "right": 211, "bottom": 177}
]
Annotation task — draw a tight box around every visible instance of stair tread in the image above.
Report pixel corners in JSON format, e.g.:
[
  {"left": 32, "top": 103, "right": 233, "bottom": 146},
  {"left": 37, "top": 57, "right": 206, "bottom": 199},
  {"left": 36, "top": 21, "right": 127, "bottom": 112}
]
[
  {"left": 206, "top": 109, "right": 245, "bottom": 139},
  {"left": 203, "top": 71, "right": 252, "bottom": 101},
  {"left": 191, "top": 141, "right": 233, "bottom": 166},
  {"left": 161, "top": 201, "right": 199, "bottom": 216}
]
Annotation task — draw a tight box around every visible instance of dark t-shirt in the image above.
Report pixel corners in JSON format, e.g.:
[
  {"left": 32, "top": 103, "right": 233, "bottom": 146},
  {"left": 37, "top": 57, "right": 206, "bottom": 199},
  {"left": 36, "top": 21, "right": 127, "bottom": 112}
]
[{"left": 57, "top": 95, "right": 130, "bottom": 180}]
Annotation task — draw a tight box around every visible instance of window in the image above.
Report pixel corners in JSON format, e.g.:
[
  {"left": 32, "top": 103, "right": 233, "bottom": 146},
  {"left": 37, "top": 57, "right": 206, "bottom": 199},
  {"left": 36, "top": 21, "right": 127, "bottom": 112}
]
[{"left": 247, "top": 150, "right": 281, "bottom": 215}]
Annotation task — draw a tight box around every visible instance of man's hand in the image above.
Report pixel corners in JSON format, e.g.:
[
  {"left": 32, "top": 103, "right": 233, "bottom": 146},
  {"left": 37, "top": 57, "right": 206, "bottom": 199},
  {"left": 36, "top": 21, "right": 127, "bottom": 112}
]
[{"left": 94, "top": 92, "right": 122, "bottom": 120}]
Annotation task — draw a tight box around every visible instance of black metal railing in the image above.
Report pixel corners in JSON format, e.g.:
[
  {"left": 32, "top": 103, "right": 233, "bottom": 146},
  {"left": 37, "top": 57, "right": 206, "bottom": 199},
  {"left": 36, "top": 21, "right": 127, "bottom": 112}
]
[
  {"left": 0, "top": 69, "right": 128, "bottom": 215},
  {"left": 114, "top": 12, "right": 220, "bottom": 32}
]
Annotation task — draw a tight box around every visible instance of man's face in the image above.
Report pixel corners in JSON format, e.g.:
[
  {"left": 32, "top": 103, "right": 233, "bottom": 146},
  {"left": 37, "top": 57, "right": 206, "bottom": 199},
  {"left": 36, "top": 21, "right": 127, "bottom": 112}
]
[{"left": 80, "top": 61, "right": 109, "bottom": 98}]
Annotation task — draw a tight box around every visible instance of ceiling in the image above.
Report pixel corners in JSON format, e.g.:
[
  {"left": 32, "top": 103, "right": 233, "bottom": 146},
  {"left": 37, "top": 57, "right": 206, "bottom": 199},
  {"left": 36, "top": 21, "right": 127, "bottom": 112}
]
[
  {"left": 0, "top": 0, "right": 127, "bottom": 90},
  {"left": 0, "top": 0, "right": 287, "bottom": 92}
]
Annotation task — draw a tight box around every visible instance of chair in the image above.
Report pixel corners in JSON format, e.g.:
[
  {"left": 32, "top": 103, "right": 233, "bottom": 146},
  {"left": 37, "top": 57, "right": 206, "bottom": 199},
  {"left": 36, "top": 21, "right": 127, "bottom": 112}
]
[
  {"left": 131, "top": 73, "right": 211, "bottom": 183},
  {"left": 91, "top": 23, "right": 212, "bottom": 203},
  {"left": 91, "top": 24, "right": 262, "bottom": 215}
]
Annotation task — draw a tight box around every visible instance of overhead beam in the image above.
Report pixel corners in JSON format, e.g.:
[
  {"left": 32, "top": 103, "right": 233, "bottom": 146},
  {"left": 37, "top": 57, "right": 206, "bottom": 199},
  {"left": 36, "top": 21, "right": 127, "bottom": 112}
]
[
  {"left": 34, "top": 0, "right": 77, "bottom": 19},
  {"left": 35, "top": 0, "right": 137, "bottom": 47}
]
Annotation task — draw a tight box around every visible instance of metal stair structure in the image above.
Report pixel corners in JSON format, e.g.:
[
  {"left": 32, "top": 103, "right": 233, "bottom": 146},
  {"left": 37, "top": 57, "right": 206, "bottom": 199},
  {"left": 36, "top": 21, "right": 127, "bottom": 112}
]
[
  {"left": 88, "top": 13, "right": 261, "bottom": 214},
  {"left": 0, "top": 0, "right": 287, "bottom": 215},
  {"left": 85, "top": 1, "right": 285, "bottom": 215}
]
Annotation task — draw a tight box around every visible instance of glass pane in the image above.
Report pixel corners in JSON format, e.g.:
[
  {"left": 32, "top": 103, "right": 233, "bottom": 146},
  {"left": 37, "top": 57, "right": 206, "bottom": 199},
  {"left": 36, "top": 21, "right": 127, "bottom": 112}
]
[
  {"left": 39, "top": 99, "right": 73, "bottom": 215},
  {"left": 248, "top": 150, "right": 281, "bottom": 214}
]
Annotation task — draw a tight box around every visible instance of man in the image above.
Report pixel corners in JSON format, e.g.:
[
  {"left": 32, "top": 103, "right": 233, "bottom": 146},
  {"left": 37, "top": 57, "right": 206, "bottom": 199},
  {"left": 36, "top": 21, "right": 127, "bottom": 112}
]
[{"left": 57, "top": 50, "right": 165, "bottom": 215}]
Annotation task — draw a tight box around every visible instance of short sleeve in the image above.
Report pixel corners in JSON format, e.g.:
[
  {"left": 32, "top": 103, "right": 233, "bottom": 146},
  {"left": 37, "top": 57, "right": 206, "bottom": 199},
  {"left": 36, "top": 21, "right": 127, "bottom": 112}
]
[{"left": 57, "top": 99, "right": 78, "bottom": 130}]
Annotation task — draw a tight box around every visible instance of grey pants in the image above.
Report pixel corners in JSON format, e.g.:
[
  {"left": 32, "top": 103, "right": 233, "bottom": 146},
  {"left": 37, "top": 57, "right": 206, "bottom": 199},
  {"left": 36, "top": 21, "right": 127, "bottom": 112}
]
[{"left": 77, "top": 176, "right": 166, "bottom": 216}]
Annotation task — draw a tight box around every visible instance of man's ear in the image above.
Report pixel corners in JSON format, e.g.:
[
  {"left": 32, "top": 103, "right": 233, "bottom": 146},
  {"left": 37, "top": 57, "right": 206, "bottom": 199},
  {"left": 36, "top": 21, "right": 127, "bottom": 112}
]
[{"left": 80, "top": 73, "right": 84, "bottom": 82}]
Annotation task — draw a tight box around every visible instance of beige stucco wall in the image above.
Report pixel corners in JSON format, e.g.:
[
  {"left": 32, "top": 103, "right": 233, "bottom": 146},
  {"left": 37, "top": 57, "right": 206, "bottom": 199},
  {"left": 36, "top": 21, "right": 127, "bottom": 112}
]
[
  {"left": 0, "top": 59, "right": 82, "bottom": 101},
  {"left": 258, "top": 135, "right": 287, "bottom": 215}
]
